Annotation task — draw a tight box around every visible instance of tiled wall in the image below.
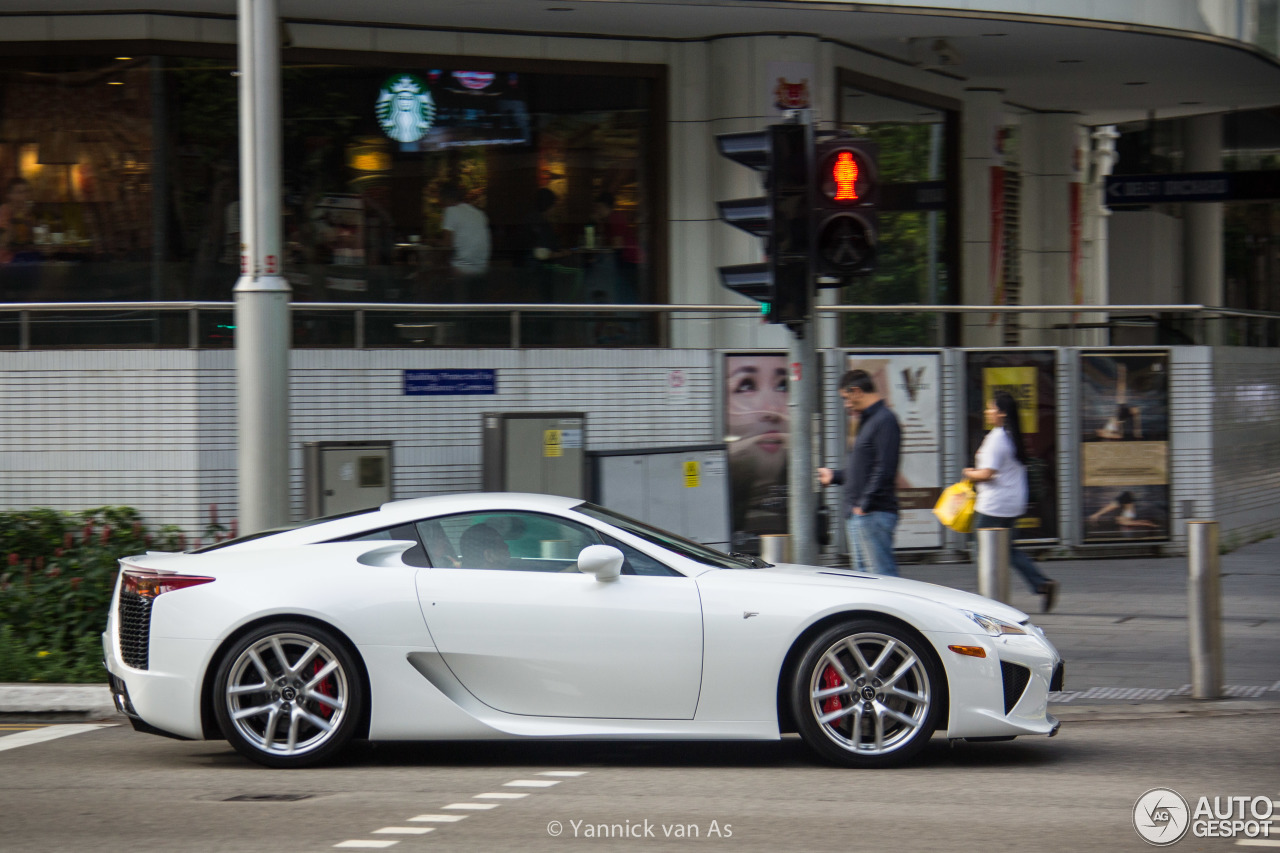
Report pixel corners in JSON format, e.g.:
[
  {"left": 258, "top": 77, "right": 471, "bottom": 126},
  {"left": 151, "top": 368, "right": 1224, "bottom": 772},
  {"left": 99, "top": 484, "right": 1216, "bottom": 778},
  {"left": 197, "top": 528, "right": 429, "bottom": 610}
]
[
  {"left": 1212, "top": 347, "right": 1280, "bottom": 547},
  {"left": 1, "top": 349, "right": 715, "bottom": 538}
]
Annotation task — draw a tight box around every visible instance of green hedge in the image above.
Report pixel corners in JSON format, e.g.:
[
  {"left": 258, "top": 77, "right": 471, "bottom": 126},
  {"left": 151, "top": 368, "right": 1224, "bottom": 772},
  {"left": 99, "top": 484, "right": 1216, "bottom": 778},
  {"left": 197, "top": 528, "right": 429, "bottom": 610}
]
[{"left": 0, "top": 507, "right": 189, "bottom": 683}]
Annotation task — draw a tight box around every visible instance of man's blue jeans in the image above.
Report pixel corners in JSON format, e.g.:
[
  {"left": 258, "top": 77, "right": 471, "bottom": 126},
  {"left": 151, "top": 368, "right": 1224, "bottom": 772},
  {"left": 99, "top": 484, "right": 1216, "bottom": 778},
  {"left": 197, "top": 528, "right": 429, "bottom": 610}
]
[{"left": 846, "top": 511, "right": 899, "bottom": 576}]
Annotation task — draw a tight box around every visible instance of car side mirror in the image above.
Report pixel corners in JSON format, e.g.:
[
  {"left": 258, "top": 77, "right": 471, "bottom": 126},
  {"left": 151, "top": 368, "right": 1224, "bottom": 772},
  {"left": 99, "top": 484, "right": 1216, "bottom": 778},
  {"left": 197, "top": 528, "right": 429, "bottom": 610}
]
[{"left": 577, "top": 545, "right": 624, "bottom": 582}]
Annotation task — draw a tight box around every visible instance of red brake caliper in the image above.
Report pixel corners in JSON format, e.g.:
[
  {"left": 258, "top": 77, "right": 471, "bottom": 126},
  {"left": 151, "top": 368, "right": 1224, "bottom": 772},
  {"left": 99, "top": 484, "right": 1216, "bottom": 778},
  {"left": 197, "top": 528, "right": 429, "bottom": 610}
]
[
  {"left": 821, "top": 665, "right": 843, "bottom": 715},
  {"left": 313, "top": 659, "right": 336, "bottom": 720}
]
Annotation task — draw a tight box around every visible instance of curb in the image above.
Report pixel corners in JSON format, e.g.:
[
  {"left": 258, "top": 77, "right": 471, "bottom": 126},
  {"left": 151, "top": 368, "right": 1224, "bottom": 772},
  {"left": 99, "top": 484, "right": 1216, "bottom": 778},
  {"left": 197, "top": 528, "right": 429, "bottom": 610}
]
[{"left": 1051, "top": 697, "right": 1280, "bottom": 722}]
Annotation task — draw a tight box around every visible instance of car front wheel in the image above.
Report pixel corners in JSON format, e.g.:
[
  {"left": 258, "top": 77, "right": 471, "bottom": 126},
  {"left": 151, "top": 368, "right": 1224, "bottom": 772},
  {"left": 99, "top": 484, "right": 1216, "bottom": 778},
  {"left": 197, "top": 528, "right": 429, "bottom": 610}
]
[
  {"left": 791, "top": 619, "right": 943, "bottom": 768},
  {"left": 213, "top": 621, "right": 364, "bottom": 768}
]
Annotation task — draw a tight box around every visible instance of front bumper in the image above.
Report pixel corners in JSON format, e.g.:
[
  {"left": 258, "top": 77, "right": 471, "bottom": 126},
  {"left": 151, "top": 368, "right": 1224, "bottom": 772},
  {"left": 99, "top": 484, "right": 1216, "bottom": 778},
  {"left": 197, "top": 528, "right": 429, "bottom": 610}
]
[{"left": 927, "top": 625, "right": 1064, "bottom": 739}]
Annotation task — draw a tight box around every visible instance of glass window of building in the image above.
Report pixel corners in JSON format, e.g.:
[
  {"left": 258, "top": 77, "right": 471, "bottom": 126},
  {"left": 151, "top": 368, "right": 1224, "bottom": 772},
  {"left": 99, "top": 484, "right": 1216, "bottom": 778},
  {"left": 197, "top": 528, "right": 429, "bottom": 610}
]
[
  {"left": 836, "top": 71, "right": 958, "bottom": 347},
  {"left": 0, "top": 51, "right": 661, "bottom": 348}
]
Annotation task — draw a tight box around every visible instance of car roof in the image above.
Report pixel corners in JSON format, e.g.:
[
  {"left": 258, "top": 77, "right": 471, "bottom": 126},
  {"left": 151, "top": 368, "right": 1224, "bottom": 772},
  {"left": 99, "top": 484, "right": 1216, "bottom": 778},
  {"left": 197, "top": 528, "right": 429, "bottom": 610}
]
[{"left": 373, "top": 492, "right": 583, "bottom": 524}]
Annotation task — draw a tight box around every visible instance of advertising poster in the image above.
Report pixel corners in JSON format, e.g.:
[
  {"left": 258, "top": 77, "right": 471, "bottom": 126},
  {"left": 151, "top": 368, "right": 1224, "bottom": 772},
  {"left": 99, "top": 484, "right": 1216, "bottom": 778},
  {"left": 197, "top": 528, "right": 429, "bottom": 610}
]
[
  {"left": 965, "top": 351, "right": 1059, "bottom": 541},
  {"left": 724, "top": 353, "right": 789, "bottom": 551},
  {"left": 845, "top": 353, "right": 943, "bottom": 549},
  {"left": 1080, "top": 352, "right": 1170, "bottom": 543}
]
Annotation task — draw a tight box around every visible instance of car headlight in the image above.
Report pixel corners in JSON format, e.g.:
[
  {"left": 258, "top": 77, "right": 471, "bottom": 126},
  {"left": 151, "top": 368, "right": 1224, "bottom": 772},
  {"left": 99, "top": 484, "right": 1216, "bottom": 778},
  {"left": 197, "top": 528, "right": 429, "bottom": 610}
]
[{"left": 962, "top": 611, "right": 1027, "bottom": 637}]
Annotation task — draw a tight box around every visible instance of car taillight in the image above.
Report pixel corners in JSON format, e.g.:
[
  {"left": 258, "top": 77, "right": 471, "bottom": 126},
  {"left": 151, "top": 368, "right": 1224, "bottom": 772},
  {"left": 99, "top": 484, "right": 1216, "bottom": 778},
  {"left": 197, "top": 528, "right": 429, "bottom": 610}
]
[{"left": 121, "top": 569, "right": 215, "bottom": 599}]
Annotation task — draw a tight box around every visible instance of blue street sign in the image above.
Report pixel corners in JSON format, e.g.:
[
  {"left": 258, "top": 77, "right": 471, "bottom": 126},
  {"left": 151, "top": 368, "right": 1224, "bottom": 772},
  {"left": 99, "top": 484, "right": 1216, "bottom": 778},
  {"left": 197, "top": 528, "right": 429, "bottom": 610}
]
[{"left": 404, "top": 369, "right": 497, "bottom": 396}]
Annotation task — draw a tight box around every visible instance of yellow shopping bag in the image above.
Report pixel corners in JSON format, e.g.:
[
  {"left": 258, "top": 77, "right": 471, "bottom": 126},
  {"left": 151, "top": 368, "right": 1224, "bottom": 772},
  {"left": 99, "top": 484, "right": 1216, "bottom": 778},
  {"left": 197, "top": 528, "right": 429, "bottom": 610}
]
[{"left": 932, "top": 479, "right": 976, "bottom": 533}]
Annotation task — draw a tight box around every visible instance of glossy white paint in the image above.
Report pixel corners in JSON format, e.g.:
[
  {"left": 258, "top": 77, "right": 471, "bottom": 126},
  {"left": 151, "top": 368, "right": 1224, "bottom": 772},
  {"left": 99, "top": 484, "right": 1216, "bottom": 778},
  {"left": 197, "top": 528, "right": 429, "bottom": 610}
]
[{"left": 103, "top": 493, "right": 1062, "bottom": 756}]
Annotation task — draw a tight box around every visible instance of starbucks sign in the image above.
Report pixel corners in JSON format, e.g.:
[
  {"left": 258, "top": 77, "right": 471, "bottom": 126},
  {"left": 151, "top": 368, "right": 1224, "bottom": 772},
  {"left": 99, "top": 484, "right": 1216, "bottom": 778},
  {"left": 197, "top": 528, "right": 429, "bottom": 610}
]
[{"left": 376, "top": 74, "right": 436, "bottom": 143}]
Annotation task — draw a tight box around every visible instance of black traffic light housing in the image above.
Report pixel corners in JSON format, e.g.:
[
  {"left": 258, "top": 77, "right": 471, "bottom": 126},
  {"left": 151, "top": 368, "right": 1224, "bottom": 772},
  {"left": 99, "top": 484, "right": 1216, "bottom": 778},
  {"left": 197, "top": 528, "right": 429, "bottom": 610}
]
[
  {"left": 715, "top": 123, "right": 812, "bottom": 333},
  {"left": 812, "top": 138, "right": 878, "bottom": 284}
]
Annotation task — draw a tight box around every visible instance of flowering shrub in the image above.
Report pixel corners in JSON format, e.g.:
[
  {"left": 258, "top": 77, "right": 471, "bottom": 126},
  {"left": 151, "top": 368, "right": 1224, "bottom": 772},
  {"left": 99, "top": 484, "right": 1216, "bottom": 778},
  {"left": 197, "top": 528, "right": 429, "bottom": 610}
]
[{"left": 0, "top": 507, "right": 187, "bottom": 683}]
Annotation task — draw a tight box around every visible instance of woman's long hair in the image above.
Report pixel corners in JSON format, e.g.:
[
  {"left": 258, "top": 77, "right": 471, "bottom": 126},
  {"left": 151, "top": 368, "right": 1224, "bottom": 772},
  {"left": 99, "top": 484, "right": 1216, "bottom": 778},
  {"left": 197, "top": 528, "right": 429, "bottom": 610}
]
[{"left": 993, "top": 391, "right": 1030, "bottom": 466}]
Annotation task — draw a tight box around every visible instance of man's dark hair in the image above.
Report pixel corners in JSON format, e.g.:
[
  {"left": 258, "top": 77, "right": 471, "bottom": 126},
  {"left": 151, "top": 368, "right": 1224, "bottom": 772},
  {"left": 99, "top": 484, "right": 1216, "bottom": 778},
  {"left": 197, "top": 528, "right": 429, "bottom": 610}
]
[
  {"left": 839, "top": 369, "right": 875, "bottom": 395},
  {"left": 439, "top": 182, "right": 464, "bottom": 205},
  {"left": 595, "top": 191, "right": 615, "bottom": 208}
]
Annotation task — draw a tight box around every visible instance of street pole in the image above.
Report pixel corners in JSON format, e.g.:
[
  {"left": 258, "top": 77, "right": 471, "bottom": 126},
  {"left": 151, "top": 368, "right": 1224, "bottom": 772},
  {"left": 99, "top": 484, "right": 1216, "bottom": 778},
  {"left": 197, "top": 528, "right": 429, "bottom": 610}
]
[
  {"left": 235, "top": 0, "right": 291, "bottom": 534},
  {"left": 786, "top": 112, "right": 817, "bottom": 567},
  {"left": 1187, "top": 520, "right": 1223, "bottom": 699}
]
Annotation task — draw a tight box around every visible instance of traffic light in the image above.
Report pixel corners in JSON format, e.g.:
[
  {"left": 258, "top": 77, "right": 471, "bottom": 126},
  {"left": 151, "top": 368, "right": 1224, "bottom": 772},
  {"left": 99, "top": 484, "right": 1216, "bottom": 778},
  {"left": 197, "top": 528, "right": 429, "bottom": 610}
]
[
  {"left": 812, "top": 138, "right": 877, "bottom": 284},
  {"left": 715, "top": 123, "right": 812, "bottom": 332}
]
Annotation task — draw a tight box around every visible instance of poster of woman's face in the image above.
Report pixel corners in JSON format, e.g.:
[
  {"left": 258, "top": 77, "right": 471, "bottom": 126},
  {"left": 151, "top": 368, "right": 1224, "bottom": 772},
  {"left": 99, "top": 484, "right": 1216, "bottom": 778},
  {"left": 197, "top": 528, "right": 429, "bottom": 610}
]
[{"left": 724, "top": 354, "right": 789, "bottom": 549}]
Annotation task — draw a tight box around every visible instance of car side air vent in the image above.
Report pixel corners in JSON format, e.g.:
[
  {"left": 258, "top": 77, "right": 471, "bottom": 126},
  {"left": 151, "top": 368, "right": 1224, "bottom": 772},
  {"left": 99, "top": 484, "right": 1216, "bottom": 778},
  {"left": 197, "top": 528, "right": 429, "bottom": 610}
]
[{"left": 1000, "top": 660, "right": 1031, "bottom": 714}]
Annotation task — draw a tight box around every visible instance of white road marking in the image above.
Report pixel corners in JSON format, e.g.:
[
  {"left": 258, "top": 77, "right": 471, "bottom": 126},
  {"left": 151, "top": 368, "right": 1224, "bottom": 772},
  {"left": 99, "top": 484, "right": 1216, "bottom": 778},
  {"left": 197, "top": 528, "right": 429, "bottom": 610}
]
[
  {"left": 372, "top": 828, "right": 434, "bottom": 835},
  {"left": 538, "top": 770, "right": 587, "bottom": 777},
  {"left": 0, "top": 724, "right": 110, "bottom": 753},
  {"left": 504, "top": 779, "right": 560, "bottom": 788},
  {"left": 1235, "top": 841, "right": 1280, "bottom": 847},
  {"left": 474, "top": 792, "right": 529, "bottom": 799},
  {"left": 408, "top": 815, "right": 468, "bottom": 823},
  {"left": 334, "top": 842, "right": 398, "bottom": 849},
  {"left": 443, "top": 803, "right": 499, "bottom": 810}
]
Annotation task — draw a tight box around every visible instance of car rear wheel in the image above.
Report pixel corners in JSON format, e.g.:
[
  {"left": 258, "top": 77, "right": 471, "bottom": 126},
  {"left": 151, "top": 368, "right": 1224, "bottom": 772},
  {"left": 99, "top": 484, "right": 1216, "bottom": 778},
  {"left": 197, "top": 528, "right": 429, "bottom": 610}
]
[
  {"left": 791, "top": 619, "right": 943, "bottom": 768},
  {"left": 213, "top": 621, "right": 363, "bottom": 768}
]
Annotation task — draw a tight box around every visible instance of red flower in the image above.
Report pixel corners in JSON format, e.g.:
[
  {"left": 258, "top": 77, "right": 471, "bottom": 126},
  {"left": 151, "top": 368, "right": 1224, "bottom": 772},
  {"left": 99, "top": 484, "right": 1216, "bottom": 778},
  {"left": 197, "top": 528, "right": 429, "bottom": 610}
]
[
  {"left": 47, "top": 565, "right": 61, "bottom": 579},
  {"left": 70, "top": 577, "right": 83, "bottom": 590},
  {"left": 7, "top": 553, "right": 17, "bottom": 566},
  {"left": 101, "top": 526, "right": 112, "bottom": 544}
]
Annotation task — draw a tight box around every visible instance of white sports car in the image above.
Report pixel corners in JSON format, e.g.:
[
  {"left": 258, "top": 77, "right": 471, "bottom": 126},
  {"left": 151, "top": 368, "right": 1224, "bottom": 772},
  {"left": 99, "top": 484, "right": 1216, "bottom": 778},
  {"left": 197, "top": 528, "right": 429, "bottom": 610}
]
[{"left": 103, "top": 493, "right": 1063, "bottom": 769}]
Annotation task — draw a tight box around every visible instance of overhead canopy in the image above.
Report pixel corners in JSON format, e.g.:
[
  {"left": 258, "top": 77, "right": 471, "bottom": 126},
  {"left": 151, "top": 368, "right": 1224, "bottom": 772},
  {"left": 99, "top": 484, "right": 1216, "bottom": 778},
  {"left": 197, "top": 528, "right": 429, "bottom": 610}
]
[{"left": 10, "top": 0, "right": 1280, "bottom": 124}]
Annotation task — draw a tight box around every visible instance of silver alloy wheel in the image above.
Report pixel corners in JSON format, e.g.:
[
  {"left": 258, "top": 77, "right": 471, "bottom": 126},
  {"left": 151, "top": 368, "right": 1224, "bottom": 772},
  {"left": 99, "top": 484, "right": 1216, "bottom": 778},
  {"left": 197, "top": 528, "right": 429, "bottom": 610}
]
[
  {"left": 807, "top": 631, "right": 933, "bottom": 756},
  {"left": 223, "top": 632, "right": 350, "bottom": 758}
]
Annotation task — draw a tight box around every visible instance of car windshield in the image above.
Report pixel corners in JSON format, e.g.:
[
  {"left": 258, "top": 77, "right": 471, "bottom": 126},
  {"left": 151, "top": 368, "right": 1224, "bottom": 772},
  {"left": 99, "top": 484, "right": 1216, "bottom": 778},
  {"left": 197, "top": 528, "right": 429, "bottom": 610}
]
[
  {"left": 573, "top": 502, "right": 759, "bottom": 570},
  {"left": 189, "top": 507, "right": 379, "bottom": 553}
]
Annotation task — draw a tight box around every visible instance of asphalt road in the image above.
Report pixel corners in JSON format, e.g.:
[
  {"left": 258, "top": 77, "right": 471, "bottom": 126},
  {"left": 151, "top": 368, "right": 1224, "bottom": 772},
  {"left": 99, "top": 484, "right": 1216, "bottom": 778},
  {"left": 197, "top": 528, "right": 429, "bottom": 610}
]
[{"left": 2, "top": 713, "right": 1277, "bottom": 852}]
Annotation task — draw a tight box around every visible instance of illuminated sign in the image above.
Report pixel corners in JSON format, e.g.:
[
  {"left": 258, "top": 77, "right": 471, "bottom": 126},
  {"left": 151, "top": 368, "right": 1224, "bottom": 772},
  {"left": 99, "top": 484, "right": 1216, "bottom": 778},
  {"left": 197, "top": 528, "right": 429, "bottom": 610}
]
[
  {"left": 832, "top": 150, "right": 859, "bottom": 201},
  {"left": 376, "top": 74, "right": 436, "bottom": 143}
]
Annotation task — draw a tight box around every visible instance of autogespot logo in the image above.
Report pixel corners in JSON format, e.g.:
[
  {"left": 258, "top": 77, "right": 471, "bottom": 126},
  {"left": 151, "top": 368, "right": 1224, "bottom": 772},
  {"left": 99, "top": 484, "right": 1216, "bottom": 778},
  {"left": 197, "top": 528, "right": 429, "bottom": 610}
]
[{"left": 1134, "top": 788, "right": 1191, "bottom": 845}]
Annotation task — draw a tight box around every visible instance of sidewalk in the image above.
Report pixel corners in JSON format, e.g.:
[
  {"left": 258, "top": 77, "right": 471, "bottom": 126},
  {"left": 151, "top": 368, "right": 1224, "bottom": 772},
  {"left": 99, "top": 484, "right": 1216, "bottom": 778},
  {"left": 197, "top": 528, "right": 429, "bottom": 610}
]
[{"left": 3, "top": 536, "right": 1279, "bottom": 723}]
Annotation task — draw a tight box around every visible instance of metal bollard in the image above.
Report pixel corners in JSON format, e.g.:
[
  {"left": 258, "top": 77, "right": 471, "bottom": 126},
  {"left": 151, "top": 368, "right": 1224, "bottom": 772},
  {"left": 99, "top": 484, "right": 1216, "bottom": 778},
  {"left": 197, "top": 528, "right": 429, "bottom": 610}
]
[
  {"left": 759, "top": 534, "right": 792, "bottom": 565},
  {"left": 1187, "top": 520, "right": 1223, "bottom": 699},
  {"left": 976, "top": 527, "right": 1011, "bottom": 603}
]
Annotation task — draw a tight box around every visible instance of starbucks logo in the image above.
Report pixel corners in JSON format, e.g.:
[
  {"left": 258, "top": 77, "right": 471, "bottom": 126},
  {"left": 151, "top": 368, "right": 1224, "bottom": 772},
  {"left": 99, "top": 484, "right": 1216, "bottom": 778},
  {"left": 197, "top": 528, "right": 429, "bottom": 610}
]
[{"left": 376, "top": 74, "right": 436, "bottom": 143}]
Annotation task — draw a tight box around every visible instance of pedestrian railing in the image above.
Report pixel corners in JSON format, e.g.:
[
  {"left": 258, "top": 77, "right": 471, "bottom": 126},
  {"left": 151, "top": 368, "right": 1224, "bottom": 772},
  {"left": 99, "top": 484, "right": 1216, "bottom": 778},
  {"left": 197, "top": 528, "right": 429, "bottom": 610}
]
[{"left": 1, "top": 301, "right": 1278, "bottom": 350}]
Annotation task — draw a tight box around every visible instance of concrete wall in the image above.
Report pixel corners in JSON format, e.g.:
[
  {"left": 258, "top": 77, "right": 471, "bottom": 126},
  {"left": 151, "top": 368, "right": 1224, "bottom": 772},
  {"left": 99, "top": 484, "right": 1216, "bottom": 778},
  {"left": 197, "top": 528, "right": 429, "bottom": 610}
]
[
  {"left": 1212, "top": 346, "right": 1280, "bottom": 547},
  {"left": 0, "top": 349, "right": 716, "bottom": 538}
]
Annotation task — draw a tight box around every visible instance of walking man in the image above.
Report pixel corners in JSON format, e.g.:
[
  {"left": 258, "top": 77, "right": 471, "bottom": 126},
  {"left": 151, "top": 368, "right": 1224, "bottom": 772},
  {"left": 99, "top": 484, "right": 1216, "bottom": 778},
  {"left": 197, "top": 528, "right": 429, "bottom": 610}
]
[{"left": 818, "top": 369, "right": 902, "bottom": 576}]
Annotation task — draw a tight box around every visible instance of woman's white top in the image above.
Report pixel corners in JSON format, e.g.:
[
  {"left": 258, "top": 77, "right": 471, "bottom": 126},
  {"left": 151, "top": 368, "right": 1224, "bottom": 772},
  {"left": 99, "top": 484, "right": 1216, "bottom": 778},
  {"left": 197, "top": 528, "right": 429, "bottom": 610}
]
[{"left": 974, "top": 426, "right": 1028, "bottom": 518}]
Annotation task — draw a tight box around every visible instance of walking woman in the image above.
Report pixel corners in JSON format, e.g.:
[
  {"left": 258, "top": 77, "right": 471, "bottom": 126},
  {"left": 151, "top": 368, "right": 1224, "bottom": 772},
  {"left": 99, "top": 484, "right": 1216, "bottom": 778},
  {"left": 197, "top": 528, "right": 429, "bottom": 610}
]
[{"left": 963, "top": 391, "right": 1060, "bottom": 612}]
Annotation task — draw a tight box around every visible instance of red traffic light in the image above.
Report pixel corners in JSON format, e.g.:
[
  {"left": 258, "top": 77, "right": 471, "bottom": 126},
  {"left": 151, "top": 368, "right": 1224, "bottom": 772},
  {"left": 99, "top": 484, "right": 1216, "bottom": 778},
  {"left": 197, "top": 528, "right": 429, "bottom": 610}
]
[
  {"left": 832, "top": 150, "right": 859, "bottom": 201},
  {"left": 818, "top": 145, "right": 875, "bottom": 205}
]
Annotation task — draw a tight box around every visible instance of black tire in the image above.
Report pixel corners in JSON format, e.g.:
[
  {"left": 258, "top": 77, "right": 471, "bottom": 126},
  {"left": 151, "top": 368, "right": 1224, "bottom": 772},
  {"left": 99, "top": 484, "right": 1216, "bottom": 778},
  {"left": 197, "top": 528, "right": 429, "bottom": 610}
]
[
  {"left": 212, "top": 620, "right": 364, "bottom": 768},
  {"left": 790, "top": 618, "right": 943, "bottom": 768}
]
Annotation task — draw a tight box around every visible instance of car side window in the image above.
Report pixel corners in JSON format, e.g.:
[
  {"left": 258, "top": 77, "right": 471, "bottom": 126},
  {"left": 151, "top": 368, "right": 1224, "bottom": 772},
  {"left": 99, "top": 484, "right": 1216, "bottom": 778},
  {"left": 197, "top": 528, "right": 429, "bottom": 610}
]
[
  {"left": 344, "top": 523, "right": 431, "bottom": 567},
  {"left": 600, "top": 533, "right": 683, "bottom": 577},
  {"left": 422, "top": 512, "right": 601, "bottom": 572}
]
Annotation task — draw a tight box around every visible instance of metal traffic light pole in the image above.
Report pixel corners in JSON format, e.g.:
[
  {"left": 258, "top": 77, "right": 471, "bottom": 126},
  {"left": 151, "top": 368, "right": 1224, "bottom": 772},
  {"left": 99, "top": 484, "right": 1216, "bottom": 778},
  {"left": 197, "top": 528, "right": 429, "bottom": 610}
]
[
  {"left": 786, "top": 111, "right": 818, "bottom": 567},
  {"left": 714, "top": 112, "right": 819, "bottom": 565}
]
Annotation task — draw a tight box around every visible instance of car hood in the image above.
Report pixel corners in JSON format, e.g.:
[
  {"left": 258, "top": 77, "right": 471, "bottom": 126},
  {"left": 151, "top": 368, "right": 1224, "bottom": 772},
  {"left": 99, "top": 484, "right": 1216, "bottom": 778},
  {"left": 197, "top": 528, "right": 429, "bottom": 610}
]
[{"left": 750, "top": 562, "right": 1031, "bottom": 625}]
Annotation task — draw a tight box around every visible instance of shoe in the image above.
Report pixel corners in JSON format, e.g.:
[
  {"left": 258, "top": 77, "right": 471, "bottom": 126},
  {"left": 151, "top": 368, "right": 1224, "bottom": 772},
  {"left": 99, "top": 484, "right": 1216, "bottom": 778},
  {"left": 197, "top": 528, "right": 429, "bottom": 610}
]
[{"left": 1038, "top": 580, "right": 1059, "bottom": 614}]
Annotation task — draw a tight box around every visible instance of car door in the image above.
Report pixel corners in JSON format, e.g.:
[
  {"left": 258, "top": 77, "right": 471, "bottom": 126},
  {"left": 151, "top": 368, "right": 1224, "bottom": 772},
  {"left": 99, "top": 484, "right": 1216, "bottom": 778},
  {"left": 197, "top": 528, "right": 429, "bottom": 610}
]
[{"left": 413, "top": 510, "right": 704, "bottom": 719}]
